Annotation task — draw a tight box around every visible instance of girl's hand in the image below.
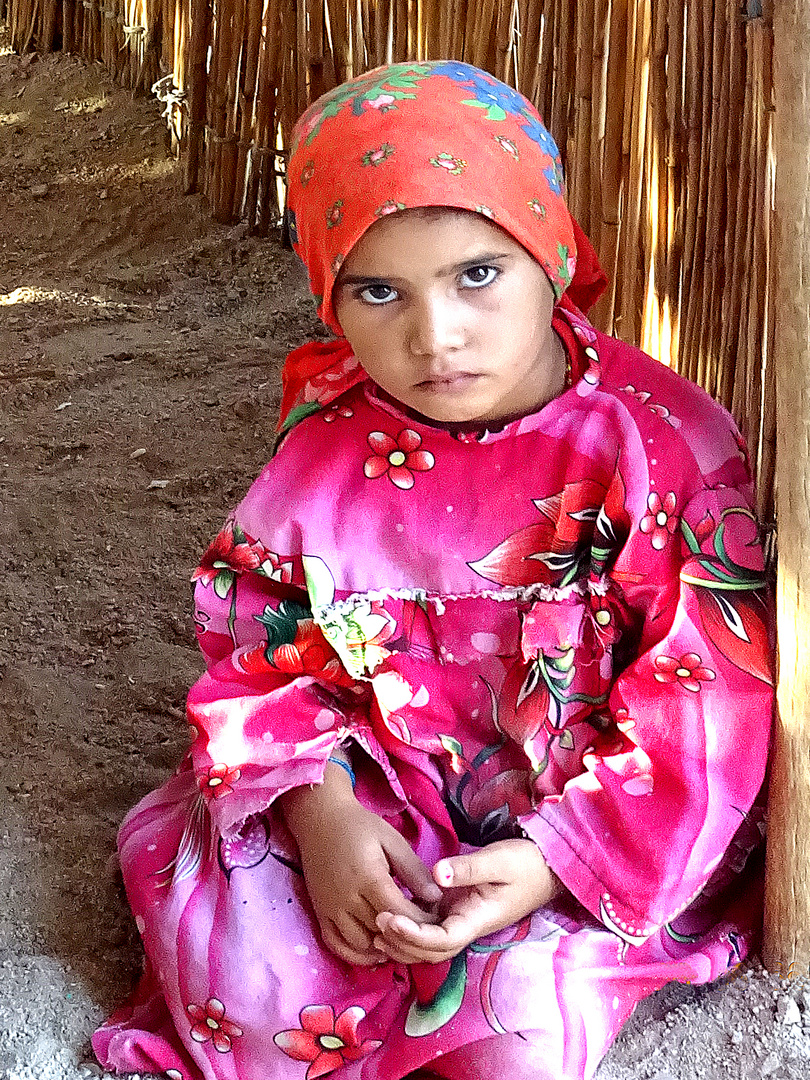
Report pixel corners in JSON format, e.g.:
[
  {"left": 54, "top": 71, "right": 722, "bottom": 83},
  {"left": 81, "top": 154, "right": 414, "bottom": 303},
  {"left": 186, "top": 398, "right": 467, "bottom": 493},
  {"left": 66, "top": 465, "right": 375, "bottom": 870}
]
[
  {"left": 373, "top": 839, "right": 562, "bottom": 965},
  {"left": 279, "top": 762, "right": 442, "bottom": 967}
]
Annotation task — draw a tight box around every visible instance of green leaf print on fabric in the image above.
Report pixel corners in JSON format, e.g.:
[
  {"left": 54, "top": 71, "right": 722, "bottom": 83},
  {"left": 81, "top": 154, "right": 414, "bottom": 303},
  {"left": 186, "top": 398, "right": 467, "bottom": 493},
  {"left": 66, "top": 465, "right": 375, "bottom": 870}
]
[
  {"left": 278, "top": 400, "right": 322, "bottom": 435},
  {"left": 460, "top": 98, "right": 507, "bottom": 121},
  {"left": 296, "top": 64, "right": 433, "bottom": 147},
  {"left": 213, "top": 569, "right": 235, "bottom": 600},
  {"left": 405, "top": 951, "right": 468, "bottom": 1036},
  {"left": 254, "top": 600, "right": 312, "bottom": 654},
  {"left": 302, "top": 555, "right": 336, "bottom": 608}
]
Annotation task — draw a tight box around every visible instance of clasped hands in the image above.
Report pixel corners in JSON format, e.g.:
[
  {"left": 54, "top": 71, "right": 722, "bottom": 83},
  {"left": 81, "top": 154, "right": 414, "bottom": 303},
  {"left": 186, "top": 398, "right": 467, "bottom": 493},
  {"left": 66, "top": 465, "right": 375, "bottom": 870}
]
[{"left": 279, "top": 760, "right": 561, "bottom": 967}]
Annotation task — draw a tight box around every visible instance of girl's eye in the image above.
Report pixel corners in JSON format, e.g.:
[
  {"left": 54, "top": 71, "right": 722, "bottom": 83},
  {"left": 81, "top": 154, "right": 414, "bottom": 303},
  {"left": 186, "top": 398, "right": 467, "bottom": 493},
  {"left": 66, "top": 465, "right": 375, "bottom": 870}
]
[
  {"left": 357, "top": 283, "right": 398, "bottom": 305},
  {"left": 460, "top": 265, "right": 499, "bottom": 288}
]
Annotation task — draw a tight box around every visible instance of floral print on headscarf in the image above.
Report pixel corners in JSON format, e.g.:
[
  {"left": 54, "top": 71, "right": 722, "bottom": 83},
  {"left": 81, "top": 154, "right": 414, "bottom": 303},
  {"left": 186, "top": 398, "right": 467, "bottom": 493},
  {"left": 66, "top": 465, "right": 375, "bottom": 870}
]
[{"left": 285, "top": 61, "right": 579, "bottom": 335}]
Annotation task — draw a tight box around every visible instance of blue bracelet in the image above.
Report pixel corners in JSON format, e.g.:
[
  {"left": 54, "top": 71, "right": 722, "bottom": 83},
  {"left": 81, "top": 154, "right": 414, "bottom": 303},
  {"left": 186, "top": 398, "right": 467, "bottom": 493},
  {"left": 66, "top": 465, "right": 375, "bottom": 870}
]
[{"left": 327, "top": 756, "right": 356, "bottom": 789}]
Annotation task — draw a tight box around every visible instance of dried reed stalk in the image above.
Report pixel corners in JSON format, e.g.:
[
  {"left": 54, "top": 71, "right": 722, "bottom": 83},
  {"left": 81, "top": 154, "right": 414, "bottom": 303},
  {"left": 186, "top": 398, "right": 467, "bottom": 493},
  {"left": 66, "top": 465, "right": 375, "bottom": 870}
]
[
  {"left": 517, "top": 0, "right": 541, "bottom": 104},
  {"left": 437, "top": 0, "right": 452, "bottom": 60},
  {"left": 41, "top": 0, "right": 58, "bottom": 50},
  {"left": 326, "top": 0, "right": 350, "bottom": 83},
  {"left": 279, "top": 0, "right": 301, "bottom": 144},
  {"left": 61, "top": 0, "right": 74, "bottom": 51},
  {"left": 664, "top": 0, "right": 684, "bottom": 363},
  {"left": 589, "top": 0, "right": 627, "bottom": 332},
  {"left": 471, "top": 0, "right": 496, "bottom": 71},
  {"left": 692, "top": 0, "right": 726, "bottom": 395},
  {"left": 205, "top": 0, "right": 231, "bottom": 210},
  {"left": 548, "top": 0, "right": 570, "bottom": 147},
  {"left": 373, "top": 0, "right": 389, "bottom": 64},
  {"left": 247, "top": 0, "right": 282, "bottom": 231},
  {"left": 493, "top": 0, "right": 514, "bottom": 82},
  {"left": 215, "top": 0, "right": 247, "bottom": 222},
  {"left": 232, "top": 0, "right": 264, "bottom": 213},
  {"left": 587, "top": 0, "right": 608, "bottom": 258},
  {"left": 617, "top": 0, "right": 649, "bottom": 345},
  {"left": 182, "top": 0, "right": 210, "bottom": 192},
  {"left": 392, "top": 0, "right": 405, "bottom": 61},
  {"left": 756, "top": 23, "right": 775, "bottom": 523},
  {"left": 569, "top": 0, "right": 593, "bottom": 231},
  {"left": 733, "top": 19, "right": 769, "bottom": 475}
]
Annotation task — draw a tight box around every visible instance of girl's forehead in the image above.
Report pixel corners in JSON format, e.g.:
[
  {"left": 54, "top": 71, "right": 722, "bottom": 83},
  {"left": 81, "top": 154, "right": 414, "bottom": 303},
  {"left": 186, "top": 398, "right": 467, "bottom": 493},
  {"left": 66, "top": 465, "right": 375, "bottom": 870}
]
[{"left": 339, "top": 208, "right": 528, "bottom": 275}]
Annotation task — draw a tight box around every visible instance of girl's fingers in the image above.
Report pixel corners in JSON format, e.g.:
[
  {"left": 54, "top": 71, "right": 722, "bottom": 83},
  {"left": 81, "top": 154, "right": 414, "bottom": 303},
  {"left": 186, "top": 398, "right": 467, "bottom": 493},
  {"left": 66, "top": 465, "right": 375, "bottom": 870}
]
[
  {"left": 376, "top": 911, "right": 467, "bottom": 955},
  {"left": 366, "top": 875, "right": 439, "bottom": 925},
  {"left": 433, "top": 839, "right": 549, "bottom": 890},
  {"left": 384, "top": 833, "right": 444, "bottom": 905},
  {"left": 372, "top": 932, "right": 459, "bottom": 966},
  {"left": 320, "top": 918, "right": 388, "bottom": 967},
  {"left": 433, "top": 849, "right": 504, "bottom": 889},
  {"left": 333, "top": 909, "right": 375, "bottom": 951},
  {"left": 349, "top": 894, "right": 384, "bottom": 936},
  {"left": 372, "top": 934, "right": 422, "bottom": 964}
]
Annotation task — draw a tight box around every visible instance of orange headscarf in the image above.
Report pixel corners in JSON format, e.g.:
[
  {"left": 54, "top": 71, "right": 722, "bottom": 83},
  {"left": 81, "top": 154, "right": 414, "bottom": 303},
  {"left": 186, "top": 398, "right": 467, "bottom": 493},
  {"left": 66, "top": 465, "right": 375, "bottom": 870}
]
[{"left": 280, "top": 62, "right": 606, "bottom": 429}]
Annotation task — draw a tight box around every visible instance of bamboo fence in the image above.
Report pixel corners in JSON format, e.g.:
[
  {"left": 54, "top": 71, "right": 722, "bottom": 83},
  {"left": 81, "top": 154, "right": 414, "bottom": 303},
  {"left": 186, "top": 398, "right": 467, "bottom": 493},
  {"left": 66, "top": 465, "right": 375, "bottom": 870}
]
[{"left": 2, "top": 0, "right": 776, "bottom": 526}]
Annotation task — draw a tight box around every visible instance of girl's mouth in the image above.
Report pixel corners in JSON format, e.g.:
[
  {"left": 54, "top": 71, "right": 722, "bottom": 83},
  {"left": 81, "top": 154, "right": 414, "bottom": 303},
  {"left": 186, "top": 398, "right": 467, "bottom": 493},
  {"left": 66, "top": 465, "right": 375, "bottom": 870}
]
[{"left": 417, "top": 372, "right": 480, "bottom": 391}]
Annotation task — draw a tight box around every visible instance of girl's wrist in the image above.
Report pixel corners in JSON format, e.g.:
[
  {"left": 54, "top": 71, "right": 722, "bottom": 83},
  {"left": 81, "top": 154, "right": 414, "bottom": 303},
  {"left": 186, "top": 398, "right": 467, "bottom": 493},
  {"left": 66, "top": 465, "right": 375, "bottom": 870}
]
[{"left": 278, "top": 757, "right": 358, "bottom": 837}]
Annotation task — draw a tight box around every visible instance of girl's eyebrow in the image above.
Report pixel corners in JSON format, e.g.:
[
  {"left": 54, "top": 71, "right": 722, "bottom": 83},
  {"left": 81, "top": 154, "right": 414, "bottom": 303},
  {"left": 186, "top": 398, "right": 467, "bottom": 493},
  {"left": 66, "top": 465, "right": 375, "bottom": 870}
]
[{"left": 338, "top": 252, "right": 513, "bottom": 288}]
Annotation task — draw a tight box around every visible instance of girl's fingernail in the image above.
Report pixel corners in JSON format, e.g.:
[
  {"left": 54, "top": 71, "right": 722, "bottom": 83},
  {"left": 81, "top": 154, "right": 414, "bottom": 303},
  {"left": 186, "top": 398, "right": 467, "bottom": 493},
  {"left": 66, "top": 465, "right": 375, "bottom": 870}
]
[{"left": 435, "top": 861, "right": 452, "bottom": 886}]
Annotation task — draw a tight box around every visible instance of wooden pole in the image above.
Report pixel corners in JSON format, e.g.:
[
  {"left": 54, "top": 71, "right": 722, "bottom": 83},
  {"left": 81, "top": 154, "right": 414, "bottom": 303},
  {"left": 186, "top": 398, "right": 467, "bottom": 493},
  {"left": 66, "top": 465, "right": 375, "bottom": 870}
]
[{"left": 764, "top": 0, "right": 810, "bottom": 973}]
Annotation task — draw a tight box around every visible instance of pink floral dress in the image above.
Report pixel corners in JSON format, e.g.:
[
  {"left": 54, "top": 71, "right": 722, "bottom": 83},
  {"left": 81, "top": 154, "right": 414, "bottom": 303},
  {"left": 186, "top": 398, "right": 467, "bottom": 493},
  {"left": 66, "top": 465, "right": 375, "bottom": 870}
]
[{"left": 93, "top": 306, "right": 773, "bottom": 1080}]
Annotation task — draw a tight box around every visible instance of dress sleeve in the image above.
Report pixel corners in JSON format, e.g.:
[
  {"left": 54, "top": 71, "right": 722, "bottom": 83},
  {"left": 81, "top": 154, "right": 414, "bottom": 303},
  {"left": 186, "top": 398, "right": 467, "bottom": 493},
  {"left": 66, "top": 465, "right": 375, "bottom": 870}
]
[
  {"left": 520, "top": 478, "right": 774, "bottom": 944},
  {"left": 184, "top": 515, "right": 402, "bottom": 838}
]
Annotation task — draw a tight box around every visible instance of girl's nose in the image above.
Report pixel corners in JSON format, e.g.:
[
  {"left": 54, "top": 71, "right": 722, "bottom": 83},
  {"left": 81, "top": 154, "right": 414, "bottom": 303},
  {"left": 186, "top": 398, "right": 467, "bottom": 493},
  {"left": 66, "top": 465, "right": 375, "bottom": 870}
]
[{"left": 408, "top": 295, "right": 465, "bottom": 358}]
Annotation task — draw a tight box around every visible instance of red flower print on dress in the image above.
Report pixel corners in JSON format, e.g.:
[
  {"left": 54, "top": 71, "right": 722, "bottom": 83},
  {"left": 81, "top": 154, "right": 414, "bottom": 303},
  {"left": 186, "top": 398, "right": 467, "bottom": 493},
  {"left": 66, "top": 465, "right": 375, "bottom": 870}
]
[
  {"left": 200, "top": 762, "right": 242, "bottom": 799},
  {"left": 187, "top": 997, "right": 243, "bottom": 1053},
  {"left": 261, "top": 551, "right": 294, "bottom": 583},
  {"left": 274, "top": 1004, "right": 382, "bottom": 1079},
  {"left": 300, "top": 160, "right": 315, "bottom": 185},
  {"left": 679, "top": 506, "right": 773, "bottom": 685},
  {"left": 272, "top": 619, "right": 348, "bottom": 680},
  {"left": 640, "top": 491, "right": 678, "bottom": 550},
  {"left": 364, "top": 429, "right": 435, "bottom": 489},
  {"left": 653, "top": 652, "right": 716, "bottom": 692},
  {"left": 470, "top": 477, "right": 628, "bottom": 587},
  {"left": 192, "top": 518, "right": 267, "bottom": 587}
]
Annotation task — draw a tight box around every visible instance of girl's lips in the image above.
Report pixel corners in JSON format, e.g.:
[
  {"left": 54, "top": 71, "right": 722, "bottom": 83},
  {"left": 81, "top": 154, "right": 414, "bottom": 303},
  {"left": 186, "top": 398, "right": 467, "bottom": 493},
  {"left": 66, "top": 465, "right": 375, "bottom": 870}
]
[{"left": 416, "top": 372, "right": 480, "bottom": 390}]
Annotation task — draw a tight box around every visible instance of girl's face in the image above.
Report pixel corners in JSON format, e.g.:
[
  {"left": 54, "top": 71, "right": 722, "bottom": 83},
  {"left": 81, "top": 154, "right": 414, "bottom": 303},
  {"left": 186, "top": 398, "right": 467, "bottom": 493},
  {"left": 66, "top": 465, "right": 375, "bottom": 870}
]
[{"left": 334, "top": 209, "right": 565, "bottom": 425}]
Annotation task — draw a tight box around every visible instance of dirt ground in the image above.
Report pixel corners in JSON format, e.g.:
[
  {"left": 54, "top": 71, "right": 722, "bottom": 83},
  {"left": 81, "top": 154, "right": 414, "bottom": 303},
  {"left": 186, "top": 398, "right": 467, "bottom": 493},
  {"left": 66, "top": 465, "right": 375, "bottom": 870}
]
[{"left": 1, "top": 28, "right": 810, "bottom": 1080}]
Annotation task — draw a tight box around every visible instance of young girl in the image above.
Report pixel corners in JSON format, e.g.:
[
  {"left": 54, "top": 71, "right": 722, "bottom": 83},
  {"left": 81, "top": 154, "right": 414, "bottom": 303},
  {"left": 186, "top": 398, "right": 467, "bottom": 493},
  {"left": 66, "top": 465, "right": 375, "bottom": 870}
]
[{"left": 94, "top": 62, "right": 773, "bottom": 1080}]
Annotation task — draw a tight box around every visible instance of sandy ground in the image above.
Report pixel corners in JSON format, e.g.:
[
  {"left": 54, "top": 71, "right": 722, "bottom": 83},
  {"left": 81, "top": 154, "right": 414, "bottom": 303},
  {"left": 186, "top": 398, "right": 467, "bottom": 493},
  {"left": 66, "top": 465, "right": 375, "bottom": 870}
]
[{"left": 1, "top": 29, "right": 810, "bottom": 1080}]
